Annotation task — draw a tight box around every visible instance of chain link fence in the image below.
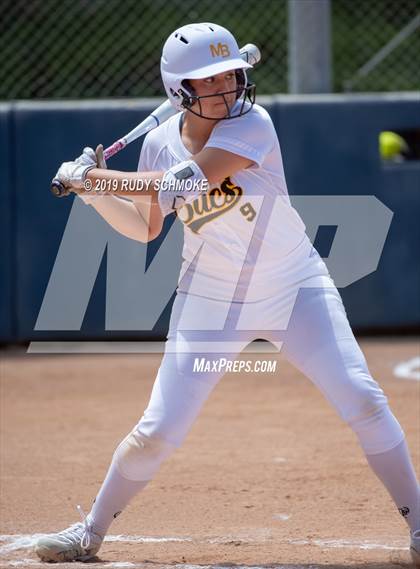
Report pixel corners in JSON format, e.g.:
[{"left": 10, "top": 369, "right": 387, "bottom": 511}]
[
  {"left": 333, "top": 0, "right": 420, "bottom": 92},
  {"left": 0, "top": 0, "right": 419, "bottom": 100}
]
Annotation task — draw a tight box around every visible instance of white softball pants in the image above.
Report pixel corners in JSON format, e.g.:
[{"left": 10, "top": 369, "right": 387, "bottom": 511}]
[
  {"left": 135, "top": 254, "right": 403, "bottom": 461},
  {"left": 89, "top": 249, "right": 416, "bottom": 537}
]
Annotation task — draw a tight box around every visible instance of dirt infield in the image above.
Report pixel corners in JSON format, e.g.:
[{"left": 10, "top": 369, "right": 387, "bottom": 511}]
[{"left": 1, "top": 338, "right": 419, "bottom": 568}]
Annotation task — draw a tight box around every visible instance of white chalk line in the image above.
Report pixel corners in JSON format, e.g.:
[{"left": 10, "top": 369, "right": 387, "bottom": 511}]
[
  {"left": 393, "top": 356, "right": 420, "bottom": 381},
  {"left": 107, "top": 534, "right": 190, "bottom": 544},
  {"left": 0, "top": 532, "right": 270, "bottom": 555},
  {"left": 0, "top": 560, "right": 323, "bottom": 569},
  {"left": 289, "top": 537, "right": 407, "bottom": 551},
  {"left": 0, "top": 533, "right": 316, "bottom": 569},
  {"left": 0, "top": 533, "right": 408, "bottom": 556},
  {"left": 0, "top": 534, "right": 190, "bottom": 555}
]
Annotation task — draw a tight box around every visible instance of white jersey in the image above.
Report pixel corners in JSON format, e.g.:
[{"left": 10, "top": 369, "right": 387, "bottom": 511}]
[{"left": 138, "top": 101, "right": 310, "bottom": 301}]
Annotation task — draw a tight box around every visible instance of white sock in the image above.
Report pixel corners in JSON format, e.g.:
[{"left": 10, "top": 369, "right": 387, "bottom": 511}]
[
  {"left": 366, "top": 438, "right": 420, "bottom": 532},
  {"left": 88, "top": 460, "right": 149, "bottom": 536}
]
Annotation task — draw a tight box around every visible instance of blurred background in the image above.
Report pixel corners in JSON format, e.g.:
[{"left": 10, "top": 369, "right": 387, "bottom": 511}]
[
  {"left": 0, "top": 0, "right": 419, "bottom": 345},
  {"left": 1, "top": 0, "right": 420, "bottom": 97}
]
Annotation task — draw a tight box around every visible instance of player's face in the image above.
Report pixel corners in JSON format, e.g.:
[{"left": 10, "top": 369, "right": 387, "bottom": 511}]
[{"left": 189, "top": 70, "right": 238, "bottom": 119}]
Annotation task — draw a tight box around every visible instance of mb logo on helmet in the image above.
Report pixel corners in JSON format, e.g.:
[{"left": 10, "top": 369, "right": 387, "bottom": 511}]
[{"left": 209, "top": 43, "right": 230, "bottom": 58}]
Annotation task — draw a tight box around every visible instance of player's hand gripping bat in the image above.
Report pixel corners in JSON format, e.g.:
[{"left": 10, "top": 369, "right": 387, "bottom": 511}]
[{"left": 50, "top": 44, "right": 261, "bottom": 197}]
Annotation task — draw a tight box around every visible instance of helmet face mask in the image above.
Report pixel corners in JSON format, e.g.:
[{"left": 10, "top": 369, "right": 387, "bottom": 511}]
[
  {"left": 161, "top": 23, "right": 256, "bottom": 120},
  {"left": 178, "top": 70, "right": 256, "bottom": 120}
]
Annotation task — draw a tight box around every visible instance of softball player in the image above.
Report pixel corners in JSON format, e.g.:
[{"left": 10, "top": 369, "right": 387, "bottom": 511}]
[{"left": 36, "top": 23, "right": 420, "bottom": 565}]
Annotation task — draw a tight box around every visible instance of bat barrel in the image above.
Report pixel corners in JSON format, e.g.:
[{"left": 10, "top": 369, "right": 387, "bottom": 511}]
[{"left": 239, "top": 43, "right": 261, "bottom": 66}]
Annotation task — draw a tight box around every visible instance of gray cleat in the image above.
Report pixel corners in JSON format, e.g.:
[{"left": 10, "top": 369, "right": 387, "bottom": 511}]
[
  {"left": 35, "top": 506, "right": 103, "bottom": 563},
  {"left": 411, "top": 529, "right": 420, "bottom": 567}
]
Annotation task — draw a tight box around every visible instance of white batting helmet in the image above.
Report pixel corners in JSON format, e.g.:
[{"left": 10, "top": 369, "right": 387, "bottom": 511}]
[{"left": 161, "top": 23, "right": 256, "bottom": 119}]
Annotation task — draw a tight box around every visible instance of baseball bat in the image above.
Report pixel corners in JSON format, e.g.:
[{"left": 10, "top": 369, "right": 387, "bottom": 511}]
[{"left": 50, "top": 43, "right": 261, "bottom": 197}]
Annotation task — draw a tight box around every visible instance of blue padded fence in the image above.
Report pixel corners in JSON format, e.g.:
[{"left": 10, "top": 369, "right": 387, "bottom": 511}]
[{"left": 1, "top": 94, "right": 419, "bottom": 342}]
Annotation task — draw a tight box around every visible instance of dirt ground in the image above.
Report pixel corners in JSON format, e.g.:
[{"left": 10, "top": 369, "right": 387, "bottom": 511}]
[{"left": 0, "top": 338, "right": 419, "bottom": 569}]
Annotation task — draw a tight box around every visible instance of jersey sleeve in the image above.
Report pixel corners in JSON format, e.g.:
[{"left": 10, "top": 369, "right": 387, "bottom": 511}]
[{"left": 204, "top": 105, "right": 276, "bottom": 167}]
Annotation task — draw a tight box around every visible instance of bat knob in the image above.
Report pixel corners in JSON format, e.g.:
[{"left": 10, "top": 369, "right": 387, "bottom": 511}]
[{"left": 51, "top": 179, "right": 70, "bottom": 197}]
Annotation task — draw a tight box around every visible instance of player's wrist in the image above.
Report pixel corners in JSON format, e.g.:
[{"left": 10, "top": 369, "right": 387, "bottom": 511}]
[{"left": 158, "top": 160, "right": 209, "bottom": 217}]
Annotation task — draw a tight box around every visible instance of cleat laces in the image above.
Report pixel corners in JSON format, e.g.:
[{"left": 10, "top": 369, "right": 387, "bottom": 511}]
[{"left": 77, "top": 504, "right": 93, "bottom": 550}]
